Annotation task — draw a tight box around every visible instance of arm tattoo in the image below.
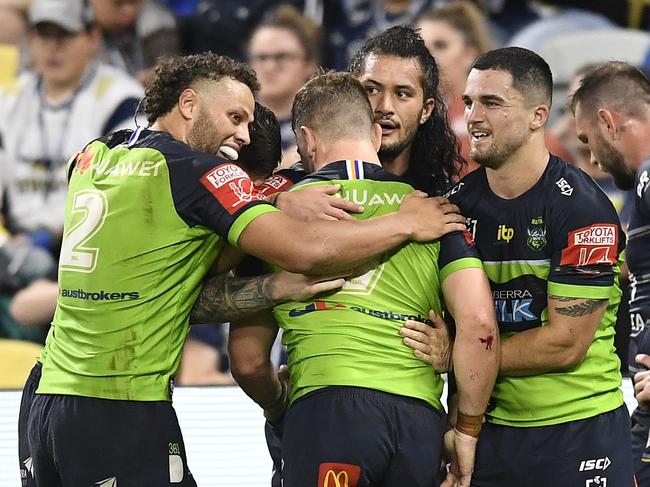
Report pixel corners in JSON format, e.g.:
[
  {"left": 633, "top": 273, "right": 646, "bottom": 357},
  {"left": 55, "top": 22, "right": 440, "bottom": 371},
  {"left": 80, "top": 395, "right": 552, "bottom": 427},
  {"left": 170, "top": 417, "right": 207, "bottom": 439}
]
[
  {"left": 548, "top": 295, "right": 607, "bottom": 317},
  {"left": 190, "top": 272, "right": 277, "bottom": 324}
]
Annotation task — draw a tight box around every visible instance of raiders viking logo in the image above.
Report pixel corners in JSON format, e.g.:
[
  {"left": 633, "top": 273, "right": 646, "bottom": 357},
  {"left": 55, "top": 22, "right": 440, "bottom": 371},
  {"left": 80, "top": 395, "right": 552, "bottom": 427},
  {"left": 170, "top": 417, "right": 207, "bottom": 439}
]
[{"left": 527, "top": 217, "right": 547, "bottom": 251}]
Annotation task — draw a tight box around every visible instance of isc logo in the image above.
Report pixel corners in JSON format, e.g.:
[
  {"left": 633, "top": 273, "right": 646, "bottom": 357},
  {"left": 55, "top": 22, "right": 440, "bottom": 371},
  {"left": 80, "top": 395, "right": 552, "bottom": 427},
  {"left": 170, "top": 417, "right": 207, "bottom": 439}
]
[{"left": 579, "top": 457, "right": 611, "bottom": 472}]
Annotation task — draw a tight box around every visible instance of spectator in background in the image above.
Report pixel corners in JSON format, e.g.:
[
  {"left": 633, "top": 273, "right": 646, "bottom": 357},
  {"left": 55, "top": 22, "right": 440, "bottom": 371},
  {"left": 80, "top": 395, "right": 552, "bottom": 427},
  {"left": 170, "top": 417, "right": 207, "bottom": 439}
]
[
  {"left": 91, "top": 0, "right": 180, "bottom": 82},
  {"left": 416, "top": 1, "right": 493, "bottom": 176},
  {"left": 322, "top": 0, "right": 434, "bottom": 70},
  {"left": 248, "top": 5, "right": 318, "bottom": 168},
  {"left": 0, "top": 0, "right": 143, "bottom": 253},
  {"left": 178, "top": 1, "right": 305, "bottom": 61},
  {"left": 0, "top": 0, "right": 28, "bottom": 86}
]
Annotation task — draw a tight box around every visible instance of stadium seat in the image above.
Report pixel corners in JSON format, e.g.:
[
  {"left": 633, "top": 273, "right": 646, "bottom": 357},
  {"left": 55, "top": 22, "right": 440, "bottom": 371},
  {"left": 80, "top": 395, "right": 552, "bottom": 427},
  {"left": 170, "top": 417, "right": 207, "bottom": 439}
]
[{"left": 0, "top": 339, "right": 41, "bottom": 389}]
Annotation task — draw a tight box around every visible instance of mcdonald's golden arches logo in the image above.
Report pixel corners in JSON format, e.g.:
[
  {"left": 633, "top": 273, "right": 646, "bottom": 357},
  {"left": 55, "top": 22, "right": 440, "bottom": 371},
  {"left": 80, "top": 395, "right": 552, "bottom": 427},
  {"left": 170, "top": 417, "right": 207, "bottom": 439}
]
[{"left": 318, "top": 463, "right": 360, "bottom": 487}]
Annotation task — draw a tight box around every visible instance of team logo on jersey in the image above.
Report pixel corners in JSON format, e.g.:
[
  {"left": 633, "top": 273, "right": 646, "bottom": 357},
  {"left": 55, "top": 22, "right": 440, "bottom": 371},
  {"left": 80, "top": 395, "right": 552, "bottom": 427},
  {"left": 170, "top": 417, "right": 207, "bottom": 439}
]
[
  {"left": 526, "top": 217, "right": 547, "bottom": 251},
  {"left": 560, "top": 224, "right": 618, "bottom": 267},
  {"left": 496, "top": 224, "right": 514, "bottom": 243},
  {"left": 200, "top": 163, "right": 261, "bottom": 214},
  {"left": 318, "top": 463, "right": 360, "bottom": 487}
]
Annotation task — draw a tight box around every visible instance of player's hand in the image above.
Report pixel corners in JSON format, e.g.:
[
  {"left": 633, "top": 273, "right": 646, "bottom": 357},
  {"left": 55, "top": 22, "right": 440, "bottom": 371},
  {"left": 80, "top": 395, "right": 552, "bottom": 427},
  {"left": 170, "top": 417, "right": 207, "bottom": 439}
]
[
  {"left": 276, "top": 185, "right": 363, "bottom": 221},
  {"left": 400, "top": 310, "right": 452, "bottom": 373},
  {"left": 264, "top": 365, "right": 291, "bottom": 424},
  {"left": 441, "top": 428, "right": 478, "bottom": 487},
  {"left": 270, "top": 271, "right": 346, "bottom": 302},
  {"left": 635, "top": 354, "right": 650, "bottom": 409},
  {"left": 398, "top": 193, "right": 466, "bottom": 241}
]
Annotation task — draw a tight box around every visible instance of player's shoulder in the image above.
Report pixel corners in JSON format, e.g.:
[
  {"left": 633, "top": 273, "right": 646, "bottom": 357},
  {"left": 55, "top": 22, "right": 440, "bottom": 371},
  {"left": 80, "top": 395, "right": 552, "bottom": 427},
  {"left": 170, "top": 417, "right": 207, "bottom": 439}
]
[
  {"left": 544, "top": 155, "right": 616, "bottom": 212},
  {"left": 444, "top": 166, "right": 485, "bottom": 202}
]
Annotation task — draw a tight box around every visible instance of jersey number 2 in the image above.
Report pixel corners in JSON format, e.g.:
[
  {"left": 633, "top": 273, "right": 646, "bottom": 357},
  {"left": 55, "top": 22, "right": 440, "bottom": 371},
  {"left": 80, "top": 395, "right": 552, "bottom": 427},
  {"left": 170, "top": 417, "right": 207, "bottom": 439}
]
[{"left": 60, "top": 190, "right": 108, "bottom": 273}]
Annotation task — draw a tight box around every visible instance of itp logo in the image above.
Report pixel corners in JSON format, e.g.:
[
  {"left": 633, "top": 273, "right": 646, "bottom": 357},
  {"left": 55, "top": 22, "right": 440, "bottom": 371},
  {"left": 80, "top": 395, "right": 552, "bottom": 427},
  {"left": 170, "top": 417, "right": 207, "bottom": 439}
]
[{"left": 318, "top": 463, "right": 361, "bottom": 487}]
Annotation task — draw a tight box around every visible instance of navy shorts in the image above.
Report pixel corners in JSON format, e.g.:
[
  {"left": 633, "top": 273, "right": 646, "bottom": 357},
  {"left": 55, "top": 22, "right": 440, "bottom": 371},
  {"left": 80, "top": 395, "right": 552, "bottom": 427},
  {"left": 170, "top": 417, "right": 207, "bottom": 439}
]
[
  {"left": 281, "top": 386, "right": 446, "bottom": 487},
  {"left": 631, "top": 406, "right": 650, "bottom": 486},
  {"left": 26, "top": 386, "right": 196, "bottom": 486},
  {"left": 472, "top": 405, "right": 634, "bottom": 487}
]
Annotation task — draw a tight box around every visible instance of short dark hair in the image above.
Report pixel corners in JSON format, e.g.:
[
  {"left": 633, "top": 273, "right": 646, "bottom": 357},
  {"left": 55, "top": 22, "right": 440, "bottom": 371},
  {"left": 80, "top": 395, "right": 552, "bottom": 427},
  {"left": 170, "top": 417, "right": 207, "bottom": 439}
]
[
  {"left": 348, "top": 25, "right": 463, "bottom": 195},
  {"left": 238, "top": 102, "right": 281, "bottom": 180},
  {"left": 471, "top": 47, "right": 553, "bottom": 107},
  {"left": 144, "top": 53, "right": 260, "bottom": 124},
  {"left": 571, "top": 61, "right": 650, "bottom": 120},
  {"left": 292, "top": 71, "right": 374, "bottom": 140}
]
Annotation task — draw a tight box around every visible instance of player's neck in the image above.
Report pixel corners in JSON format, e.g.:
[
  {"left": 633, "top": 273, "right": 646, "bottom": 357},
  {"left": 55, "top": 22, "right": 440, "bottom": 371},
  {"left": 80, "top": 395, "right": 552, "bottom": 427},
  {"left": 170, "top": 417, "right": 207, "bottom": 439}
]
[
  {"left": 625, "top": 116, "right": 650, "bottom": 170},
  {"left": 485, "top": 138, "right": 549, "bottom": 199},
  {"left": 314, "top": 138, "right": 381, "bottom": 172},
  {"left": 151, "top": 113, "right": 189, "bottom": 145},
  {"left": 379, "top": 146, "right": 411, "bottom": 176}
]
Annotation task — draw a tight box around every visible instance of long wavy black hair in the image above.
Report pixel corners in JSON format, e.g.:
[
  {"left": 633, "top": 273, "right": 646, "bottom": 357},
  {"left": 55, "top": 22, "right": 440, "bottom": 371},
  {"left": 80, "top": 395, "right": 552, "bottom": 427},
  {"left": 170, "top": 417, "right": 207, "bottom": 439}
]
[{"left": 348, "top": 26, "right": 465, "bottom": 195}]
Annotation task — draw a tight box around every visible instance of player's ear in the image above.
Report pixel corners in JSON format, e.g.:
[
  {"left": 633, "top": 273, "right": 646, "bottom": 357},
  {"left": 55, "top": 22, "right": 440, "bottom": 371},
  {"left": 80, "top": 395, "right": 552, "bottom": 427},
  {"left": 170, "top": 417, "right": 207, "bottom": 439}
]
[
  {"left": 530, "top": 103, "right": 549, "bottom": 131},
  {"left": 178, "top": 88, "right": 197, "bottom": 121},
  {"left": 372, "top": 122, "right": 382, "bottom": 152},
  {"left": 597, "top": 108, "right": 618, "bottom": 140},
  {"left": 299, "top": 126, "right": 317, "bottom": 158},
  {"left": 421, "top": 98, "right": 434, "bottom": 125}
]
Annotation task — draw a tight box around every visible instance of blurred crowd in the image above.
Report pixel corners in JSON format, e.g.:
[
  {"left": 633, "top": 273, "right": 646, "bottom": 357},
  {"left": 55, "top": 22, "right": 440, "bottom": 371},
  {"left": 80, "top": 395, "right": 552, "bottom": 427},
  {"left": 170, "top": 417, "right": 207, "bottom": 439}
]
[{"left": 1, "top": 0, "right": 649, "bottom": 386}]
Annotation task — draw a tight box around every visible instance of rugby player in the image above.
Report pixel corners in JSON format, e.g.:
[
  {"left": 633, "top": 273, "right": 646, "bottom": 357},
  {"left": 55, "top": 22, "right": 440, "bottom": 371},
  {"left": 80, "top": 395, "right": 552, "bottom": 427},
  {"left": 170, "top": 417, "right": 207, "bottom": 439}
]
[
  {"left": 401, "top": 47, "right": 633, "bottom": 487},
  {"left": 273, "top": 26, "right": 464, "bottom": 221},
  {"left": 229, "top": 71, "right": 498, "bottom": 487},
  {"left": 18, "top": 52, "right": 466, "bottom": 486},
  {"left": 572, "top": 61, "right": 650, "bottom": 486}
]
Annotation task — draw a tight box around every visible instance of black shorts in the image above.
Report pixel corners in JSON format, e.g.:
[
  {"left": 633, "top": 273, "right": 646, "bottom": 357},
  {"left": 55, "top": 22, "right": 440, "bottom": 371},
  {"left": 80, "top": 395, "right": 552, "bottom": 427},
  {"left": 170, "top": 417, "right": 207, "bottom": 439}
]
[
  {"left": 281, "top": 386, "right": 445, "bottom": 487},
  {"left": 472, "top": 405, "right": 634, "bottom": 487},
  {"left": 26, "top": 388, "right": 197, "bottom": 487},
  {"left": 18, "top": 362, "right": 41, "bottom": 487},
  {"left": 631, "top": 406, "right": 650, "bottom": 486}
]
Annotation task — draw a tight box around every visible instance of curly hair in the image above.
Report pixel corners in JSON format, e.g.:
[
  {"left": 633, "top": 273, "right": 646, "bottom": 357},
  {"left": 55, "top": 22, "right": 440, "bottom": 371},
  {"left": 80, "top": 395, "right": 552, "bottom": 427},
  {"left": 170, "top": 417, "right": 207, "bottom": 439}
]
[
  {"left": 144, "top": 52, "right": 260, "bottom": 124},
  {"left": 348, "top": 26, "right": 464, "bottom": 195}
]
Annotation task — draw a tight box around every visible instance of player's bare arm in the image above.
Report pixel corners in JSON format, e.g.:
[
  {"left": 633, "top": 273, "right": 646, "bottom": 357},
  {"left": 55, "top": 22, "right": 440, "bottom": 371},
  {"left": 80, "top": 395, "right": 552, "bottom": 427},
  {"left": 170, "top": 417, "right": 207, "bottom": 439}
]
[
  {"left": 439, "top": 267, "right": 499, "bottom": 487},
  {"left": 190, "top": 271, "right": 345, "bottom": 324},
  {"left": 239, "top": 191, "right": 466, "bottom": 275},
  {"left": 498, "top": 295, "right": 607, "bottom": 376},
  {"left": 228, "top": 310, "right": 289, "bottom": 422}
]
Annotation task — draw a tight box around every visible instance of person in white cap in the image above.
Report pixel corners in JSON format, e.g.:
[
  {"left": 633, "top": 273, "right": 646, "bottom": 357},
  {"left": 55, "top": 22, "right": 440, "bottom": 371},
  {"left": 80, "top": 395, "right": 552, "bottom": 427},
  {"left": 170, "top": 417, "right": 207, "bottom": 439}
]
[{"left": 0, "top": 0, "right": 143, "bottom": 255}]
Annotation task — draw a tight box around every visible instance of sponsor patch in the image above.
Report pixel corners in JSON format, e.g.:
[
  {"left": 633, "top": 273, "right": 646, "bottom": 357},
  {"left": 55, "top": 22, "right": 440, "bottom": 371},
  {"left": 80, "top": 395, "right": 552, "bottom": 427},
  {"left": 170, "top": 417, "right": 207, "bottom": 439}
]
[
  {"left": 560, "top": 224, "right": 618, "bottom": 266},
  {"left": 318, "top": 463, "right": 360, "bottom": 487},
  {"left": 200, "top": 163, "right": 260, "bottom": 214},
  {"left": 256, "top": 174, "right": 294, "bottom": 196}
]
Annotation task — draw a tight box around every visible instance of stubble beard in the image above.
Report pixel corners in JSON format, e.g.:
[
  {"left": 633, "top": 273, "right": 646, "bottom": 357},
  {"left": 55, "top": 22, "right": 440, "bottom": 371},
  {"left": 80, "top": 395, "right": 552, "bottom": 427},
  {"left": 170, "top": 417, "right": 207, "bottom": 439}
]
[{"left": 187, "top": 109, "right": 224, "bottom": 156}]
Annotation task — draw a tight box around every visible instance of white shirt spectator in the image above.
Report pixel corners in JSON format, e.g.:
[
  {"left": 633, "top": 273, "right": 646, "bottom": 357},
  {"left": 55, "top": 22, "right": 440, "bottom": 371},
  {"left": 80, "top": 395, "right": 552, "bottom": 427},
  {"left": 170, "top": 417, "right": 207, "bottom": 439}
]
[{"left": 0, "top": 62, "right": 142, "bottom": 232}]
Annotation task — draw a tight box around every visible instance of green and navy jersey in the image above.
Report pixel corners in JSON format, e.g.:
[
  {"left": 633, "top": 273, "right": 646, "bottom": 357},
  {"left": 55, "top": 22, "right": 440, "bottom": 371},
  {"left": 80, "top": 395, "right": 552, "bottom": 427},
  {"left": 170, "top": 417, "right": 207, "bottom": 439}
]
[
  {"left": 448, "top": 155, "right": 625, "bottom": 427},
  {"left": 628, "top": 158, "right": 650, "bottom": 373},
  {"left": 273, "top": 160, "right": 482, "bottom": 410},
  {"left": 37, "top": 129, "right": 278, "bottom": 401}
]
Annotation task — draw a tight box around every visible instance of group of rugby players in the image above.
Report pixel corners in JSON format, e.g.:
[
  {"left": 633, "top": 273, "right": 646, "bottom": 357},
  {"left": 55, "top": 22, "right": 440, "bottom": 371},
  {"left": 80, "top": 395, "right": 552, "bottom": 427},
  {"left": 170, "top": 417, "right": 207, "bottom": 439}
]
[{"left": 17, "top": 22, "right": 650, "bottom": 487}]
